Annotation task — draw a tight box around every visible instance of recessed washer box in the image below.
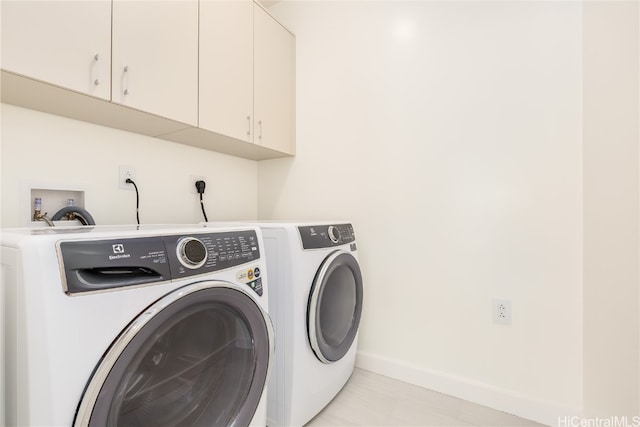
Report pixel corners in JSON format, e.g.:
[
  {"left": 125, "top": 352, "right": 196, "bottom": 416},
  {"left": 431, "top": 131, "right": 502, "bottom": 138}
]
[{"left": 26, "top": 185, "right": 86, "bottom": 226}]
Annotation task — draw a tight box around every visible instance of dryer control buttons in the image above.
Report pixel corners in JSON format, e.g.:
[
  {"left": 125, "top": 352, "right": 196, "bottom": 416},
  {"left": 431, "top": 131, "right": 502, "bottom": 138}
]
[
  {"left": 328, "top": 225, "right": 341, "bottom": 244},
  {"left": 299, "top": 223, "right": 356, "bottom": 250},
  {"left": 177, "top": 237, "right": 208, "bottom": 269}
]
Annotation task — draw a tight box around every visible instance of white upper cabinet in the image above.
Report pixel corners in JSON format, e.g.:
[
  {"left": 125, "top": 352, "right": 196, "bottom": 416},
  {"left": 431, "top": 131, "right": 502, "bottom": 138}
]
[
  {"left": 112, "top": 0, "right": 198, "bottom": 125},
  {"left": 199, "top": 1, "right": 296, "bottom": 155},
  {"left": 199, "top": 0, "right": 254, "bottom": 143},
  {"left": 1, "top": 0, "right": 294, "bottom": 159},
  {"left": 254, "top": 5, "right": 295, "bottom": 155},
  {"left": 1, "top": 0, "right": 111, "bottom": 100}
]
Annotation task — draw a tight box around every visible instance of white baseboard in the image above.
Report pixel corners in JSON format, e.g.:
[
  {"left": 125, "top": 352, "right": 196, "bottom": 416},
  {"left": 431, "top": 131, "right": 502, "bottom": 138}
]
[{"left": 355, "top": 351, "right": 581, "bottom": 427}]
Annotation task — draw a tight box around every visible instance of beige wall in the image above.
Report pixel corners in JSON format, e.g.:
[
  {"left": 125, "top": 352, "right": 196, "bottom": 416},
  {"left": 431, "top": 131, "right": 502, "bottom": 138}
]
[
  {"left": 0, "top": 104, "right": 258, "bottom": 226},
  {"left": 583, "top": 0, "right": 640, "bottom": 418},
  {"left": 262, "top": 1, "right": 584, "bottom": 423}
]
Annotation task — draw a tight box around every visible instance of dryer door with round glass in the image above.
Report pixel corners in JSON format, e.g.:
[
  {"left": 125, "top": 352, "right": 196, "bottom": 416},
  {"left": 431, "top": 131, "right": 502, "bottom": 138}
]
[
  {"left": 74, "top": 281, "right": 272, "bottom": 427},
  {"left": 307, "top": 250, "right": 364, "bottom": 364}
]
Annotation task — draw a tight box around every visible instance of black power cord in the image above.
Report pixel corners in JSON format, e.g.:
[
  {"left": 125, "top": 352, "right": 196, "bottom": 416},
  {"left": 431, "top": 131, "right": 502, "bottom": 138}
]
[
  {"left": 195, "top": 180, "right": 208, "bottom": 222},
  {"left": 126, "top": 178, "right": 140, "bottom": 225}
]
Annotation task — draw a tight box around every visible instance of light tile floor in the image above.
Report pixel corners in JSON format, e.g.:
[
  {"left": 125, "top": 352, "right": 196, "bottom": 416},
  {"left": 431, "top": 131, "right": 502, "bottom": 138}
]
[{"left": 305, "top": 368, "right": 548, "bottom": 427}]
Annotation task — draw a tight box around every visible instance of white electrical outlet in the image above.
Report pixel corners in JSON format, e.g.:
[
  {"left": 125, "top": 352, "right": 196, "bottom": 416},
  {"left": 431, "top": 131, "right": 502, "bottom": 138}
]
[
  {"left": 190, "top": 175, "right": 207, "bottom": 194},
  {"left": 492, "top": 298, "right": 512, "bottom": 325},
  {"left": 119, "top": 165, "right": 136, "bottom": 190}
]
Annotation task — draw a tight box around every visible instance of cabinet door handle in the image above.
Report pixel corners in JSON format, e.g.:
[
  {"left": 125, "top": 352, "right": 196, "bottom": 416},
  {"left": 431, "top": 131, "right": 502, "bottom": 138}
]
[
  {"left": 123, "top": 65, "right": 130, "bottom": 95},
  {"left": 258, "top": 120, "right": 263, "bottom": 140},
  {"left": 93, "top": 54, "right": 100, "bottom": 86},
  {"left": 247, "top": 115, "right": 251, "bottom": 137}
]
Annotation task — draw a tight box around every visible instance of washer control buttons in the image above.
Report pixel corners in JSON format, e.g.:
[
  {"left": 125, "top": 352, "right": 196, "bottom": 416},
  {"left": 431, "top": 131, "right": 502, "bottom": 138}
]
[
  {"left": 177, "top": 237, "right": 208, "bottom": 269},
  {"left": 328, "top": 225, "right": 341, "bottom": 243}
]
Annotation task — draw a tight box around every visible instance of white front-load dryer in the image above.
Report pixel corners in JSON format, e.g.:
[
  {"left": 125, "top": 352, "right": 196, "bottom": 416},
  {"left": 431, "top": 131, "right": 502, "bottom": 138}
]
[
  {"left": 0, "top": 224, "right": 273, "bottom": 427},
  {"left": 205, "top": 222, "right": 364, "bottom": 427}
]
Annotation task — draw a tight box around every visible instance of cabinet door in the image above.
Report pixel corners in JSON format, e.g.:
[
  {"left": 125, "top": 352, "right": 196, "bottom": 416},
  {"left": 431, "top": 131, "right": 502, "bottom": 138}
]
[
  {"left": 112, "top": 0, "right": 198, "bottom": 125},
  {"left": 200, "top": 0, "right": 253, "bottom": 143},
  {"left": 254, "top": 6, "right": 295, "bottom": 154},
  {"left": 1, "top": 0, "right": 111, "bottom": 100}
]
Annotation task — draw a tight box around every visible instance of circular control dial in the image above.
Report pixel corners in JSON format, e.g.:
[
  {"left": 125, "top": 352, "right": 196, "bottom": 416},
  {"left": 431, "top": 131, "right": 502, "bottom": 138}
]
[
  {"left": 177, "top": 237, "right": 208, "bottom": 269},
  {"left": 328, "top": 226, "right": 341, "bottom": 244}
]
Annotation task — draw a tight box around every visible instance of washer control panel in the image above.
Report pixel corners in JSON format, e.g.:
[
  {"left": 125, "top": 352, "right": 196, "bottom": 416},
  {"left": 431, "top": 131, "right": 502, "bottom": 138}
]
[
  {"left": 164, "top": 230, "right": 260, "bottom": 277},
  {"left": 298, "top": 223, "right": 355, "bottom": 250},
  {"left": 58, "top": 230, "right": 261, "bottom": 295}
]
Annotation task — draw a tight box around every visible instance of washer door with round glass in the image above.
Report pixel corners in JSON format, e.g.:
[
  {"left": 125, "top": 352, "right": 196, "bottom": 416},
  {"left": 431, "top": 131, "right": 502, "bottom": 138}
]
[
  {"left": 74, "top": 281, "right": 272, "bottom": 427},
  {"left": 307, "top": 250, "right": 364, "bottom": 364}
]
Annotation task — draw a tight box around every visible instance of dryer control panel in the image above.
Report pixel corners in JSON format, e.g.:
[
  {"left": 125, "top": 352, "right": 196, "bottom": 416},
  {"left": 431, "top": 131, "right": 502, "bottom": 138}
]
[
  {"left": 58, "top": 230, "right": 260, "bottom": 295},
  {"left": 298, "top": 223, "right": 356, "bottom": 250}
]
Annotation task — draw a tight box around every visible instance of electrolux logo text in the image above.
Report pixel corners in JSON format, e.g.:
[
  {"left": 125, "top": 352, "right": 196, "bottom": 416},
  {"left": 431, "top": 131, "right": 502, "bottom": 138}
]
[
  {"left": 558, "top": 416, "right": 640, "bottom": 427},
  {"left": 110, "top": 243, "right": 131, "bottom": 260}
]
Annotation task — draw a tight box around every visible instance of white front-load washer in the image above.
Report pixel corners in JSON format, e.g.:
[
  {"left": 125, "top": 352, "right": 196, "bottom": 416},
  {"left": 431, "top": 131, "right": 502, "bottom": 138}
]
[
  {"left": 205, "top": 222, "right": 364, "bottom": 427},
  {"left": 1, "top": 224, "right": 273, "bottom": 427}
]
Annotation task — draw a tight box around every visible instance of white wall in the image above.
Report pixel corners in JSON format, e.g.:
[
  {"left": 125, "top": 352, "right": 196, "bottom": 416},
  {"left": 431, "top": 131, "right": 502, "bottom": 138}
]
[
  {"left": 583, "top": 1, "right": 639, "bottom": 418},
  {"left": 0, "top": 104, "right": 258, "bottom": 226},
  {"left": 261, "top": 1, "right": 583, "bottom": 423}
]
